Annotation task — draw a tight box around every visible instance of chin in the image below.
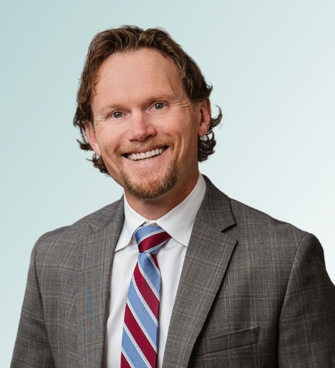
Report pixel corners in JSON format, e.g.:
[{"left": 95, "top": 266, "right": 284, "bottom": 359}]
[{"left": 121, "top": 167, "right": 178, "bottom": 200}]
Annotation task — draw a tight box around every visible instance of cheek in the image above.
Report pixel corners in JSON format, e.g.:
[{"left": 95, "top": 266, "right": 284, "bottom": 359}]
[
  {"left": 95, "top": 125, "right": 120, "bottom": 153},
  {"left": 162, "top": 113, "right": 195, "bottom": 136}
]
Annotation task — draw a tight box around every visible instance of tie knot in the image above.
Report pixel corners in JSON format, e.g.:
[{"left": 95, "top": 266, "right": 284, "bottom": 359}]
[{"left": 134, "top": 225, "right": 171, "bottom": 254}]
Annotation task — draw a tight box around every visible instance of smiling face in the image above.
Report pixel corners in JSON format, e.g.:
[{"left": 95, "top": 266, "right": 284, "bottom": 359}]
[{"left": 86, "top": 48, "right": 211, "bottom": 215}]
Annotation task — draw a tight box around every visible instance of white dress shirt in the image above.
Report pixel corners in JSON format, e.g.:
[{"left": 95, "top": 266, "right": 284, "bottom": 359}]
[{"left": 106, "top": 173, "right": 206, "bottom": 368}]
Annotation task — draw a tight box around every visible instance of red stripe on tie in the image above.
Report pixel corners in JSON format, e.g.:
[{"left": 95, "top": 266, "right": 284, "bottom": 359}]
[
  {"left": 152, "top": 254, "right": 159, "bottom": 270},
  {"left": 133, "top": 263, "right": 159, "bottom": 317},
  {"left": 121, "top": 352, "right": 132, "bottom": 368},
  {"left": 122, "top": 226, "right": 170, "bottom": 368},
  {"left": 138, "top": 232, "right": 171, "bottom": 252},
  {"left": 124, "top": 304, "right": 157, "bottom": 367}
]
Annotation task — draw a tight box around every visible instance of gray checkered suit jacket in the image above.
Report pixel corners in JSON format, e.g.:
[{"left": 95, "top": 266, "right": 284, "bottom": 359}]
[{"left": 11, "top": 177, "right": 335, "bottom": 367}]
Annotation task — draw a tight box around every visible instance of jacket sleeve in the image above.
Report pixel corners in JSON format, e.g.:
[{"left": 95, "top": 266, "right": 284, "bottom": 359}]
[
  {"left": 278, "top": 233, "right": 335, "bottom": 367},
  {"left": 11, "top": 243, "right": 55, "bottom": 368}
]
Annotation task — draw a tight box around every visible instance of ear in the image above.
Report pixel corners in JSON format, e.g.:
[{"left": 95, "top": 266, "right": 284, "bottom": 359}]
[
  {"left": 85, "top": 121, "right": 102, "bottom": 156},
  {"left": 198, "top": 98, "right": 212, "bottom": 137}
]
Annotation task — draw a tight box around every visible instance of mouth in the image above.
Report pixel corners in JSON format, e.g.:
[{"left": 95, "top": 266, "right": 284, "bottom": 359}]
[{"left": 126, "top": 147, "right": 167, "bottom": 161}]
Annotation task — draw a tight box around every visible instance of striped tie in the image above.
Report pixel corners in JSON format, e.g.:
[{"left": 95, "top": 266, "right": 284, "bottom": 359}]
[{"left": 121, "top": 226, "right": 171, "bottom": 368}]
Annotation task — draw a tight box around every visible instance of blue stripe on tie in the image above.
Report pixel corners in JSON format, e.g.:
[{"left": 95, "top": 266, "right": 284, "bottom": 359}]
[
  {"left": 129, "top": 276, "right": 158, "bottom": 328},
  {"left": 122, "top": 325, "right": 149, "bottom": 368},
  {"left": 130, "top": 275, "right": 158, "bottom": 326},
  {"left": 127, "top": 300, "right": 157, "bottom": 351},
  {"left": 121, "top": 349, "right": 135, "bottom": 368},
  {"left": 138, "top": 260, "right": 160, "bottom": 300},
  {"left": 148, "top": 255, "right": 160, "bottom": 275},
  {"left": 127, "top": 277, "right": 158, "bottom": 343},
  {"left": 138, "top": 253, "right": 161, "bottom": 297},
  {"left": 122, "top": 225, "right": 169, "bottom": 367},
  {"left": 134, "top": 226, "right": 164, "bottom": 246}
]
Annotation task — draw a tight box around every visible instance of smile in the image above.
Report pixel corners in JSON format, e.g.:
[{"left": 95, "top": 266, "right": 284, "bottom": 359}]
[{"left": 127, "top": 147, "right": 166, "bottom": 161}]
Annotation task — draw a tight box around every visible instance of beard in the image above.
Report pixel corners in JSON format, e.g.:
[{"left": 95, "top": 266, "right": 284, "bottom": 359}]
[
  {"left": 119, "top": 156, "right": 178, "bottom": 199},
  {"left": 115, "top": 140, "right": 178, "bottom": 199}
]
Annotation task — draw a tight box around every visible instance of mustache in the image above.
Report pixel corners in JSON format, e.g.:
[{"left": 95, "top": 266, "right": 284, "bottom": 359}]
[{"left": 116, "top": 138, "right": 174, "bottom": 156}]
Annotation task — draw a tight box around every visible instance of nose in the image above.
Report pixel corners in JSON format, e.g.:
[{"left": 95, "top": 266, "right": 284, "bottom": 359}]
[{"left": 126, "top": 111, "right": 157, "bottom": 142}]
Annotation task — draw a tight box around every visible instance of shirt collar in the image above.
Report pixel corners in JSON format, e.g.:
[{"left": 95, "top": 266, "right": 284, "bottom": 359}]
[{"left": 116, "top": 173, "right": 206, "bottom": 251}]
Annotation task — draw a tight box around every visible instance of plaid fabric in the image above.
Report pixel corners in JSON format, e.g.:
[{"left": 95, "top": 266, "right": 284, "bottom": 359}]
[{"left": 11, "top": 177, "right": 335, "bottom": 368}]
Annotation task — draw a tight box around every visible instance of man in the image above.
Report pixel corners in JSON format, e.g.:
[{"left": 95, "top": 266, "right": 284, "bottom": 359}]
[{"left": 12, "top": 26, "right": 335, "bottom": 368}]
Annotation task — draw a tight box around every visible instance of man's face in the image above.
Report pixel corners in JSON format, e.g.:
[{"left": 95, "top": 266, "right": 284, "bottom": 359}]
[{"left": 86, "top": 48, "right": 211, "bottom": 206}]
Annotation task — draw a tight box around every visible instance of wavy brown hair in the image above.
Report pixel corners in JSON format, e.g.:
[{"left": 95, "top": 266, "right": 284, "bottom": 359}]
[{"left": 73, "top": 26, "right": 222, "bottom": 174}]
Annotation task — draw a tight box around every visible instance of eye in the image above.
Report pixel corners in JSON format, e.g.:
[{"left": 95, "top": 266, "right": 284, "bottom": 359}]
[
  {"left": 153, "top": 103, "right": 165, "bottom": 110},
  {"left": 110, "top": 111, "right": 123, "bottom": 119}
]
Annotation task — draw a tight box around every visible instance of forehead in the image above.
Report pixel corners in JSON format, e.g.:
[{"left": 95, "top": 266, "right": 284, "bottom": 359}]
[{"left": 93, "top": 48, "right": 184, "bottom": 107}]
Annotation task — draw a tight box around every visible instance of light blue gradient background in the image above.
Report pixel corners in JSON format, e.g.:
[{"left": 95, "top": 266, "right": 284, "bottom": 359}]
[{"left": 2, "top": 0, "right": 334, "bottom": 364}]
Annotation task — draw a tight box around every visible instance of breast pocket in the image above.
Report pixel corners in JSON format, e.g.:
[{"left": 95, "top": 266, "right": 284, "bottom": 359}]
[{"left": 197, "top": 325, "right": 260, "bottom": 356}]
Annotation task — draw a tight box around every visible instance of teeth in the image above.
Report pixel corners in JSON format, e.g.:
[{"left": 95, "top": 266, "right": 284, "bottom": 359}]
[{"left": 127, "top": 148, "right": 165, "bottom": 161}]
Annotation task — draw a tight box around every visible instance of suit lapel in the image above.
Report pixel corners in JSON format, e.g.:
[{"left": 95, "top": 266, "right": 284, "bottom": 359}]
[
  {"left": 75, "top": 178, "right": 235, "bottom": 367},
  {"left": 163, "top": 178, "right": 237, "bottom": 367},
  {"left": 77, "top": 199, "right": 124, "bottom": 368}
]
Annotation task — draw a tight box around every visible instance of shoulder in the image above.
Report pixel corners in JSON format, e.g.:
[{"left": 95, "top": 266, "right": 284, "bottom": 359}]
[
  {"left": 203, "top": 177, "right": 330, "bottom": 291},
  {"left": 229, "top": 197, "right": 306, "bottom": 245},
  {"left": 31, "top": 198, "right": 124, "bottom": 265},
  {"left": 203, "top": 176, "right": 315, "bottom": 259},
  {"left": 229, "top": 197, "right": 324, "bottom": 267}
]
